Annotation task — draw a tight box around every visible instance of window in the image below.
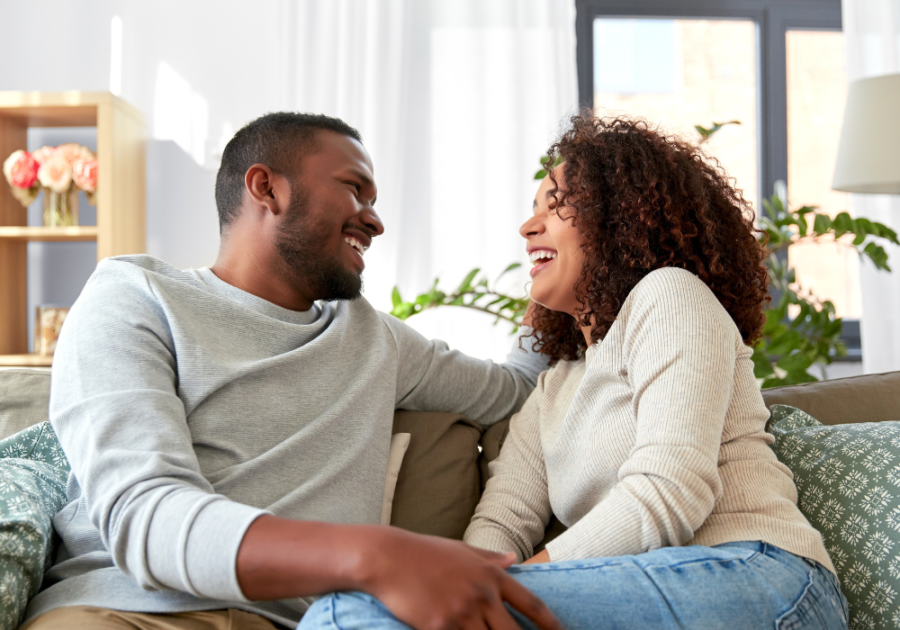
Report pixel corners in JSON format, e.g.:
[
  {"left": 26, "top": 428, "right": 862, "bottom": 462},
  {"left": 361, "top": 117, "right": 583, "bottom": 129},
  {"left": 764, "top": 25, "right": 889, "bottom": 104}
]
[{"left": 575, "top": 0, "right": 855, "bottom": 355}]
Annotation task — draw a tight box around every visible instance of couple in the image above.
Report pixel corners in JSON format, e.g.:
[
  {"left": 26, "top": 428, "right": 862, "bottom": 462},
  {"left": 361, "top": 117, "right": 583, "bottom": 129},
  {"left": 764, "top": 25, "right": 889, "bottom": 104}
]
[{"left": 22, "top": 111, "right": 847, "bottom": 630}]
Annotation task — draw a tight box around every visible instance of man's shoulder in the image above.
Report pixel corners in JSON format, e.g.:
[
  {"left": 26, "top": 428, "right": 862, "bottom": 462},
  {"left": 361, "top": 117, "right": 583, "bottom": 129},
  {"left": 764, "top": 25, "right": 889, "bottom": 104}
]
[{"left": 85, "top": 255, "right": 204, "bottom": 300}]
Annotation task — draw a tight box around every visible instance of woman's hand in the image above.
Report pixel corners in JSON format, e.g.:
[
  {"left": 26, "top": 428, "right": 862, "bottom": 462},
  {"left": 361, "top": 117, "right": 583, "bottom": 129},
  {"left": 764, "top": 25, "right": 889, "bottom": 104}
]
[{"left": 523, "top": 549, "right": 551, "bottom": 565}]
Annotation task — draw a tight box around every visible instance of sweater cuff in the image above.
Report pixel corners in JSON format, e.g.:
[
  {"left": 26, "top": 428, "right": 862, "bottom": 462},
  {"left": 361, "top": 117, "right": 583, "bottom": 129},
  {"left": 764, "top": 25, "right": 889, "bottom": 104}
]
[
  {"left": 184, "top": 499, "right": 267, "bottom": 601},
  {"left": 146, "top": 494, "right": 267, "bottom": 601}
]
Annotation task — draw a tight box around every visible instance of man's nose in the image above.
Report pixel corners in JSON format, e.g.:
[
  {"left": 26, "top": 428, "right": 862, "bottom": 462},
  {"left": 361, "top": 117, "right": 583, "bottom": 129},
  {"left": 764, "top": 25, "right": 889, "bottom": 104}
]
[{"left": 361, "top": 206, "right": 385, "bottom": 237}]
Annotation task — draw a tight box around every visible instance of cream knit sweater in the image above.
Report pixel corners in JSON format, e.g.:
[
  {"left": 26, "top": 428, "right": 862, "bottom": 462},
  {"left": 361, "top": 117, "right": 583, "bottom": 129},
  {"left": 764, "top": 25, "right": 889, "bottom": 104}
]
[{"left": 464, "top": 267, "right": 835, "bottom": 574}]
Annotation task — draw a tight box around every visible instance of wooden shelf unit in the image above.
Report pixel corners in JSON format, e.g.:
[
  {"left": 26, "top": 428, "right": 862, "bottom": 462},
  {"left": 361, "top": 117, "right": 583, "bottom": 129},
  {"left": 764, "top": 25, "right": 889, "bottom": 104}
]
[{"left": 0, "top": 92, "right": 146, "bottom": 366}]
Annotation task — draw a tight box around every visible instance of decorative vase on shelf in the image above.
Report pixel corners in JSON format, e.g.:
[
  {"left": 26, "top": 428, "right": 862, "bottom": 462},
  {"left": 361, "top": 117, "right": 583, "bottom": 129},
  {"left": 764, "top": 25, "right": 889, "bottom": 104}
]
[
  {"left": 2, "top": 143, "right": 97, "bottom": 226},
  {"left": 42, "top": 188, "right": 79, "bottom": 227}
]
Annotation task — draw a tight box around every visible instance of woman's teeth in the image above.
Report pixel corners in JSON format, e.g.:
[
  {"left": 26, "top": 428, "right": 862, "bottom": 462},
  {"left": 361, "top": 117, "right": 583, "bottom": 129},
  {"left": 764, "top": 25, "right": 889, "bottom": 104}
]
[
  {"left": 344, "top": 235, "right": 365, "bottom": 256},
  {"left": 529, "top": 250, "right": 557, "bottom": 266}
]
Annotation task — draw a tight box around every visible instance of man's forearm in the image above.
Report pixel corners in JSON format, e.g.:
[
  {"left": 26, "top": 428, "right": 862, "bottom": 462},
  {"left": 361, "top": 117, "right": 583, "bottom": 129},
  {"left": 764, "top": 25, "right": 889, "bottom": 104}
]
[
  {"left": 236, "top": 515, "right": 372, "bottom": 600},
  {"left": 235, "top": 515, "right": 561, "bottom": 630}
]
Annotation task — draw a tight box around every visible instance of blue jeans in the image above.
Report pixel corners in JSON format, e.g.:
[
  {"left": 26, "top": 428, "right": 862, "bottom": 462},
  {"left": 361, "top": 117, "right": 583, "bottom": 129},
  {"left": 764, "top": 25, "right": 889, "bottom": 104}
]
[{"left": 297, "top": 542, "right": 848, "bottom": 629}]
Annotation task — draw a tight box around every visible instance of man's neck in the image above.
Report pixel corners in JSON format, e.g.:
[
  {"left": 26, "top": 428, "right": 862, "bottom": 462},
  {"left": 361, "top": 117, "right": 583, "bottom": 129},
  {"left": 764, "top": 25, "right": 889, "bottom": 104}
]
[{"left": 211, "top": 231, "right": 315, "bottom": 312}]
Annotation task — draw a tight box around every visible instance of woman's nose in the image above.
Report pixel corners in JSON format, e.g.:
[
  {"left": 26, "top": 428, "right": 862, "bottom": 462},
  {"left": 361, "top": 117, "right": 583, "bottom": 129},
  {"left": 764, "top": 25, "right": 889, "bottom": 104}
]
[{"left": 520, "top": 215, "right": 543, "bottom": 238}]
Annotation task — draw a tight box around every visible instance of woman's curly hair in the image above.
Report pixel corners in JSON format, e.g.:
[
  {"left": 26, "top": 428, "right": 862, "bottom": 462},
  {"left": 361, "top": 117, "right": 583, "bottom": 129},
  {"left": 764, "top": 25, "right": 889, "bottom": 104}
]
[{"left": 529, "top": 113, "right": 770, "bottom": 364}]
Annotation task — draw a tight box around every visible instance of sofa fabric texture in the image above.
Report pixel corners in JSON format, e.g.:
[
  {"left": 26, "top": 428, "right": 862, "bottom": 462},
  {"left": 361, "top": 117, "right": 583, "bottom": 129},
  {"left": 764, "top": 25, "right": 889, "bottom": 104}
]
[
  {"left": 0, "top": 372, "right": 51, "bottom": 442},
  {"left": 768, "top": 404, "right": 900, "bottom": 630},
  {"left": 761, "top": 371, "right": 900, "bottom": 426}
]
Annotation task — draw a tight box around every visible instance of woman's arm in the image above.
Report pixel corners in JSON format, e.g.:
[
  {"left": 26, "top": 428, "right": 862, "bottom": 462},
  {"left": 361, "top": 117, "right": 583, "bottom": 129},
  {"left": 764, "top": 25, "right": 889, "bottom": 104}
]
[
  {"left": 464, "top": 376, "right": 553, "bottom": 562},
  {"left": 545, "top": 270, "right": 737, "bottom": 562}
]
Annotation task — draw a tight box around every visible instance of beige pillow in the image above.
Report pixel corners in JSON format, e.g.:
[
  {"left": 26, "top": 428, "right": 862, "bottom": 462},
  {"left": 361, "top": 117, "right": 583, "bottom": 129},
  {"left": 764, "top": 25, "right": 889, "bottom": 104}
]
[
  {"left": 381, "top": 433, "right": 411, "bottom": 526},
  {"left": 390, "top": 411, "right": 483, "bottom": 539}
]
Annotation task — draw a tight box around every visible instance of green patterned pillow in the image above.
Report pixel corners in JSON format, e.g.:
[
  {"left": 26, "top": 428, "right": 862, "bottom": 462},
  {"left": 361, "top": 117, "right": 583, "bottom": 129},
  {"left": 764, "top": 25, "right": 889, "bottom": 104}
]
[
  {"left": 0, "top": 422, "right": 70, "bottom": 629},
  {"left": 768, "top": 404, "right": 900, "bottom": 630}
]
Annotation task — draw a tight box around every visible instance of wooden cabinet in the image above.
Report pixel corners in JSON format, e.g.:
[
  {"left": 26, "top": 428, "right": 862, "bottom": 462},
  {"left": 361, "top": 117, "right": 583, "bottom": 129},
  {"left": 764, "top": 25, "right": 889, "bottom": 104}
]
[{"left": 0, "top": 92, "right": 146, "bottom": 366}]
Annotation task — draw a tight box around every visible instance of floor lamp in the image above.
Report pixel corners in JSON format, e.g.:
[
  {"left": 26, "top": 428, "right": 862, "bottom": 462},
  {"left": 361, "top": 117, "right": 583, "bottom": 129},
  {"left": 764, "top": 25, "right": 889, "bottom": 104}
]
[{"left": 832, "top": 73, "right": 900, "bottom": 194}]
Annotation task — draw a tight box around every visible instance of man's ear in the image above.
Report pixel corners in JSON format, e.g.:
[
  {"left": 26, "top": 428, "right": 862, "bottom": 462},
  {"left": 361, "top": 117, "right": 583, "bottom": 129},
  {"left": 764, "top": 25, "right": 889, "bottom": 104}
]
[{"left": 245, "top": 164, "right": 288, "bottom": 216}]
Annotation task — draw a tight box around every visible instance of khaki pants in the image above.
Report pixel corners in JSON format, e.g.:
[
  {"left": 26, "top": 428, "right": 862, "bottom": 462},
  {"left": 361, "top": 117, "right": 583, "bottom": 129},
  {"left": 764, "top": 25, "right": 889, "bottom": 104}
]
[{"left": 20, "top": 606, "right": 280, "bottom": 630}]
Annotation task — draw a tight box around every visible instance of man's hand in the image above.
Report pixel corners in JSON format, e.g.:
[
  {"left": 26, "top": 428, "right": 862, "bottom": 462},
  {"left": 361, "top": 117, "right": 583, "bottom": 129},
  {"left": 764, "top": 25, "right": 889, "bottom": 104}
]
[
  {"left": 360, "top": 526, "right": 561, "bottom": 630},
  {"left": 237, "top": 516, "right": 561, "bottom": 630}
]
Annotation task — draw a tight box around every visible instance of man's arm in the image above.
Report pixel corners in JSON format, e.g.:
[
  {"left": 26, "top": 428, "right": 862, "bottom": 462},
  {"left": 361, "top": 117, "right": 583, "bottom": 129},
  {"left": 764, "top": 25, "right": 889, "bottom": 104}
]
[
  {"left": 379, "top": 311, "right": 549, "bottom": 425},
  {"left": 50, "top": 264, "right": 266, "bottom": 599},
  {"left": 237, "top": 517, "right": 560, "bottom": 630}
]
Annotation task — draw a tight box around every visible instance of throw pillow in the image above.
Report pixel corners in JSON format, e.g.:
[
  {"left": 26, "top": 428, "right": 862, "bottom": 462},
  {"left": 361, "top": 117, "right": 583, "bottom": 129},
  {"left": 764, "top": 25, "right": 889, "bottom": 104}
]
[
  {"left": 0, "top": 422, "right": 70, "bottom": 629},
  {"left": 381, "top": 433, "right": 411, "bottom": 526},
  {"left": 768, "top": 404, "right": 900, "bottom": 630},
  {"left": 390, "top": 411, "right": 483, "bottom": 539}
]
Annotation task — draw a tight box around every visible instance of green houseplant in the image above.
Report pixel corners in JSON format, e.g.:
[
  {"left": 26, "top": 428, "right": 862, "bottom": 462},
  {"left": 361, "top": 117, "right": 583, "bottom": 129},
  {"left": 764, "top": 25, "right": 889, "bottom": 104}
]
[{"left": 390, "top": 127, "right": 898, "bottom": 387}]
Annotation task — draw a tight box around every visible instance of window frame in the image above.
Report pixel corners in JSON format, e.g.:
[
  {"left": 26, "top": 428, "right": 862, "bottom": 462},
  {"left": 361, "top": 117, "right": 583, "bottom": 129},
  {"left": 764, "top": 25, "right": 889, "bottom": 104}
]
[{"left": 575, "top": 0, "right": 858, "bottom": 361}]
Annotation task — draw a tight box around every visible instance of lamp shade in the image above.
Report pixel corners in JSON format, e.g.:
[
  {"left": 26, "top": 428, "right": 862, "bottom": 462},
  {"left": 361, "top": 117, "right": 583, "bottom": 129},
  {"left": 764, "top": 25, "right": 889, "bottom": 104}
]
[{"left": 832, "top": 73, "right": 900, "bottom": 194}]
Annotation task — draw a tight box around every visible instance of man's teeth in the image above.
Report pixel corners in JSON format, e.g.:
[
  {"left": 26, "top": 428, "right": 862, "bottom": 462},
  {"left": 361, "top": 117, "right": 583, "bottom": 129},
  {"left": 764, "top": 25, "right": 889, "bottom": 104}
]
[
  {"left": 343, "top": 236, "right": 366, "bottom": 256},
  {"left": 529, "top": 250, "right": 557, "bottom": 265}
]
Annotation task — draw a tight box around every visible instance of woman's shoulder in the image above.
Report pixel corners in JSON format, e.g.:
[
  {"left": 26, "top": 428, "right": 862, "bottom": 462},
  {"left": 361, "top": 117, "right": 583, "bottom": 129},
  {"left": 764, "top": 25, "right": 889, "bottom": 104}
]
[
  {"left": 617, "top": 267, "right": 738, "bottom": 336},
  {"left": 626, "top": 267, "right": 726, "bottom": 314}
]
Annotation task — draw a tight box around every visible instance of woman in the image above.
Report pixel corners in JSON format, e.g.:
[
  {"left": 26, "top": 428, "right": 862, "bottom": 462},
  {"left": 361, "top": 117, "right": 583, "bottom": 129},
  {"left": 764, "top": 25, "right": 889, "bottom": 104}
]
[{"left": 300, "top": 114, "right": 849, "bottom": 629}]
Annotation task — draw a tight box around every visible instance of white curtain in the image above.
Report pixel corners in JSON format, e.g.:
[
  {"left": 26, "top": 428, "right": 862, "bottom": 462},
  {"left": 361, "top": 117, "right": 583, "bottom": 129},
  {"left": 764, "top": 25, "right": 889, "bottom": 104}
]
[
  {"left": 288, "top": 0, "right": 578, "bottom": 361},
  {"left": 843, "top": 0, "right": 900, "bottom": 373}
]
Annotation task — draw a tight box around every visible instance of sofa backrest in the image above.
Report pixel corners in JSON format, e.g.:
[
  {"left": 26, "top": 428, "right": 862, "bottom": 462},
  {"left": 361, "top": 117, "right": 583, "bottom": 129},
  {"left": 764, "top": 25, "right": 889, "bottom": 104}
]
[
  {"left": 0, "top": 369, "right": 52, "bottom": 440},
  {"left": 3, "top": 367, "right": 899, "bottom": 543},
  {"left": 760, "top": 370, "right": 900, "bottom": 426}
]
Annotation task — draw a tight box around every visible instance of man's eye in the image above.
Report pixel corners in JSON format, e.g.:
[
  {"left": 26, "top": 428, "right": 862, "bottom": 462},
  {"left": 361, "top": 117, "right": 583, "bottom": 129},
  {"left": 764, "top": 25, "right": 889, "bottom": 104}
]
[{"left": 346, "top": 182, "right": 361, "bottom": 193}]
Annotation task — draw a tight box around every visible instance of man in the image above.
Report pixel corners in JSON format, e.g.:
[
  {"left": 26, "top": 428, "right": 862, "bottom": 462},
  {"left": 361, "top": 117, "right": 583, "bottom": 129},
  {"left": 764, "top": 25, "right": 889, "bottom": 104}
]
[{"left": 21, "top": 113, "right": 559, "bottom": 630}]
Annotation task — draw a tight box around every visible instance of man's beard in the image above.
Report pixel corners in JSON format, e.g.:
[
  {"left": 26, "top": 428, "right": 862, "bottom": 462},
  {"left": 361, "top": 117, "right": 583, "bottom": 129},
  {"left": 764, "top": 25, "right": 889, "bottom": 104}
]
[{"left": 275, "top": 185, "right": 363, "bottom": 302}]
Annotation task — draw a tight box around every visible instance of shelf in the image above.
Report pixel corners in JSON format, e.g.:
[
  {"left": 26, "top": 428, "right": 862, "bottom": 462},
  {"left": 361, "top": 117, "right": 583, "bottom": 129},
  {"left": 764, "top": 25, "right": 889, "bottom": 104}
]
[
  {"left": 0, "top": 226, "right": 98, "bottom": 242},
  {"left": 0, "top": 354, "right": 53, "bottom": 368}
]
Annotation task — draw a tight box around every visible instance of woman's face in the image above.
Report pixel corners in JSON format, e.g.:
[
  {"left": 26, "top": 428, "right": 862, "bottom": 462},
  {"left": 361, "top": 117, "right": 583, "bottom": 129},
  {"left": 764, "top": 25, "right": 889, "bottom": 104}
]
[{"left": 520, "top": 169, "right": 585, "bottom": 318}]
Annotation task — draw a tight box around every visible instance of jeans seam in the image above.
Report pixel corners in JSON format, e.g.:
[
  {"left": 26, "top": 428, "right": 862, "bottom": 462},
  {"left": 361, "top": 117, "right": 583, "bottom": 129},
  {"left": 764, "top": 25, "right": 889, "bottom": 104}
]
[
  {"left": 509, "top": 553, "right": 761, "bottom": 576},
  {"left": 774, "top": 570, "right": 816, "bottom": 630},
  {"left": 327, "top": 594, "right": 341, "bottom": 630}
]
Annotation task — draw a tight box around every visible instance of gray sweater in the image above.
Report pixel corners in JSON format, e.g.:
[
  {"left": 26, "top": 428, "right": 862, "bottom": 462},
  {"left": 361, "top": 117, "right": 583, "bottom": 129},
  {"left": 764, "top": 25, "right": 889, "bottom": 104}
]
[{"left": 26, "top": 255, "right": 546, "bottom": 627}]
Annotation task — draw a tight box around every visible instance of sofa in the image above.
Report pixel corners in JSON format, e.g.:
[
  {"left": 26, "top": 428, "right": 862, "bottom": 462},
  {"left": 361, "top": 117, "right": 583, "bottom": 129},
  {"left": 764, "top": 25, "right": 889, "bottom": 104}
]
[{"left": 1, "top": 367, "right": 900, "bottom": 628}]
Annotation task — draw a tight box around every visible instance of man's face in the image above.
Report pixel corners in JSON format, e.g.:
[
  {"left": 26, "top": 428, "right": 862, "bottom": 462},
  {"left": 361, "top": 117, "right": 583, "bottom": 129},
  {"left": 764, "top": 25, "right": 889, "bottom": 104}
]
[{"left": 275, "top": 131, "right": 384, "bottom": 302}]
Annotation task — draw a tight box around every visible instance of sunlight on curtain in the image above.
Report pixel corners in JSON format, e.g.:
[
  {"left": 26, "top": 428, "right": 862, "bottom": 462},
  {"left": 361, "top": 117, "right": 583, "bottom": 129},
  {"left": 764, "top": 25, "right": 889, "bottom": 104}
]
[
  {"left": 842, "top": 0, "right": 900, "bottom": 373},
  {"left": 289, "top": 0, "right": 578, "bottom": 362}
]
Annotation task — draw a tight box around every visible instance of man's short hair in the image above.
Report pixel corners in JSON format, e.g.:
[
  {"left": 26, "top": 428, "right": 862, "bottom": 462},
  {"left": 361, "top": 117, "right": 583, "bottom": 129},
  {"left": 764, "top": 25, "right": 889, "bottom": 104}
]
[{"left": 214, "top": 112, "right": 362, "bottom": 230}]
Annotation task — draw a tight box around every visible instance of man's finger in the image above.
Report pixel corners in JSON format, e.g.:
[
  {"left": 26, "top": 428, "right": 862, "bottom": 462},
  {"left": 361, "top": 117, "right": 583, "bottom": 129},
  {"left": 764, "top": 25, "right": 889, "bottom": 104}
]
[
  {"left": 500, "top": 576, "right": 563, "bottom": 630},
  {"left": 484, "top": 599, "right": 527, "bottom": 630}
]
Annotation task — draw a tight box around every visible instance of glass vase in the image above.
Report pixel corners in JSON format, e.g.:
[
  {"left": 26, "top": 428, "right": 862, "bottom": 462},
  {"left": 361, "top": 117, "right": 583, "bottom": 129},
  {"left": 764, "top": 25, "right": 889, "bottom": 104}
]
[{"left": 42, "top": 188, "right": 78, "bottom": 227}]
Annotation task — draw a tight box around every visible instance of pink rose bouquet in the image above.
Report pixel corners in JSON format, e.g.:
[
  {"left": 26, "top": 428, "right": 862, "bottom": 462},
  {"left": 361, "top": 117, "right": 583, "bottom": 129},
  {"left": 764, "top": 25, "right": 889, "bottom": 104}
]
[{"left": 4, "top": 143, "right": 98, "bottom": 211}]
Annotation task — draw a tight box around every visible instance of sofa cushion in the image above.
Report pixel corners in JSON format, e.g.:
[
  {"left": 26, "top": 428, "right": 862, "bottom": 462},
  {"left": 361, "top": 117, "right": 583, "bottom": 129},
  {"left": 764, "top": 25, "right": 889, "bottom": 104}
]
[
  {"left": 762, "top": 370, "right": 900, "bottom": 426},
  {"left": 0, "top": 369, "right": 51, "bottom": 440},
  {"left": 390, "top": 411, "right": 483, "bottom": 540},
  {"left": 0, "top": 422, "right": 70, "bottom": 629},
  {"left": 768, "top": 404, "right": 900, "bottom": 629}
]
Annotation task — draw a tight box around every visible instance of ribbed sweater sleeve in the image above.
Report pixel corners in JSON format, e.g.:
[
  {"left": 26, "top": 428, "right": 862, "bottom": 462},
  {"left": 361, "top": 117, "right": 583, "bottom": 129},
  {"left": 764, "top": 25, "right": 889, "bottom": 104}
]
[
  {"left": 49, "top": 264, "right": 266, "bottom": 601},
  {"left": 463, "top": 377, "right": 551, "bottom": 561},
  {"left": 545, "top": 273, "right": 735, "bottom": 561}
]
